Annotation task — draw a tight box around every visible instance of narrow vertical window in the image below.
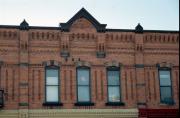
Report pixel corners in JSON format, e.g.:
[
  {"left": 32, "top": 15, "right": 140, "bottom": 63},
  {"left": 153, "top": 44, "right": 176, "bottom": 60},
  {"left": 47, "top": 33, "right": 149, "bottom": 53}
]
[
  {"left": 0, "top": 90, "right": 4, "bottom": 108},
  {"left": 0, "top": 67, "right": 4, "bottom": 107},
  {"left": 44, "top": 66, "right": 61, "bottom": 105},
  {"left": 107, "top": 67, "right": 120, "bottom": 102},
  {"left": 159, "top": 69, "right": 174, "bottom": 104},
  {"left": 0, "top": 66, "right": 1, "bottom": 88},
  {"left": 75, "top": 67, "right": 94, "bottom": 106},
  {"left": 106, "top": 67, "right": 124, "bottom": 106},
  {"left": 77, "top": 67, "right": 90, "bottom": 102}
]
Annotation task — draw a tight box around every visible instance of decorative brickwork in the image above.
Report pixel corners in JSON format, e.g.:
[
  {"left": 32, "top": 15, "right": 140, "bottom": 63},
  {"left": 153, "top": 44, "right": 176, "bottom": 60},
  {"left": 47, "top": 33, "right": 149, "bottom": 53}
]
[{"left": 0, "top": 8, "right": 179, "bottom": 118}]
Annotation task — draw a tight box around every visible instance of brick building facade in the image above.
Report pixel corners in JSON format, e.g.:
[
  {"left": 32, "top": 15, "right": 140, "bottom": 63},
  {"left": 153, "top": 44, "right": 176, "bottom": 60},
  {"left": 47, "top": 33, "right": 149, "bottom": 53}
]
[{"left": 0, "top": 8, "right": 179, "bottom": 118}]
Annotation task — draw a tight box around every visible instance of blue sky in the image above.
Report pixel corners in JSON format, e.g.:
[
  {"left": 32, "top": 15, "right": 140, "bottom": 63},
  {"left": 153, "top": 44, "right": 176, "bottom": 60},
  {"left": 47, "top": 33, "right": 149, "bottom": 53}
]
[{"left": 0, "top": 0, "right": 179, "bottom": 30}]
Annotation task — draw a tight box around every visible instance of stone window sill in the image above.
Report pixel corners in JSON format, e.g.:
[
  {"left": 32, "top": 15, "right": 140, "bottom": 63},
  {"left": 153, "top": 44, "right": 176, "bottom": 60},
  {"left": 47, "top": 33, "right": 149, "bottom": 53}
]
[
  {"left": 106, "top": 102, "right": 125, "bottom": 106},
  {"left": 43, "top": 102, "right": 63, "bottom": 106},
  {"left": 74, "top": 102, "right": 95, "bottom": 106},
  {"left": 159, "top": 102, "right": 175, "bottom": 106}
]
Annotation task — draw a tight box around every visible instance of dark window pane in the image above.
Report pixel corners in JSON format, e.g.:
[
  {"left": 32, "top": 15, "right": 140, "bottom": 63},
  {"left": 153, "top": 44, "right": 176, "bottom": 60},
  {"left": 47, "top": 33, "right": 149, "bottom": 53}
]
[
  {"left": 160, "top": 87, "right": 172, "bottom": 102},
  {"left": 0, "top": 100, "right": 2, "bottom": 104},
  {"left": 46, "top": 69, "right": 58, "bottom": 77},
  {"left": 77, "top": 69, "right": 89, "bottom": 85},
  {"left": 46, "top": 69, "right": 58, "bottom": 85},
  {"left": 78, "top": 86, "right": 90, "bottom": 102},
  {"left": 108, "top": 86, "right": 120, "bottom": 102},
  {"left": 160, "top": 70, "right": 170, "bottom": 77},
  {"left": 160, "top": 70, "right": 171, "bottom": 86},
  {"left": 108, "top": 70, "right": 120, "bottom": 85},
  {"left": 0, "top": 91, "right": 3, "bottom": 104}
]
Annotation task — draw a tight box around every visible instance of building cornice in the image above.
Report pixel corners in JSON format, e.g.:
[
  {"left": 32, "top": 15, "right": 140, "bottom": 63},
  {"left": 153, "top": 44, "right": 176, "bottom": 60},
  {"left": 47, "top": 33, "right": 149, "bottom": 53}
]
[
  {"left": 0, "top": 25, "right": 60, "bottom": 30},
  {"left": 0, "top": 25, "right": 178, "bottom": 33}
]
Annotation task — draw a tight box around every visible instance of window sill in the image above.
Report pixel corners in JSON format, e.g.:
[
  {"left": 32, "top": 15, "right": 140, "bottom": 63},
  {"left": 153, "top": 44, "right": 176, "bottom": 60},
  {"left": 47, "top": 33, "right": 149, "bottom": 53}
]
[
  {"left": 74, "top": 102, "right": 95, "bottom": 106},
  {"left": 159, "top": 101, "right": 175, "bottom": 106},
  {"left": 43, "top": 102, "right": 63, "bottom": 106},
  {"left": 106, "top": 102, "right": 125, "bottom": 106}
]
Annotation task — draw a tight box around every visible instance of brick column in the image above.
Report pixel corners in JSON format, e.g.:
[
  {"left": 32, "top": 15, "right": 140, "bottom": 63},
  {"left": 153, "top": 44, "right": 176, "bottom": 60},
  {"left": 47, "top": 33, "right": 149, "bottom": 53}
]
[
  {"left": 134, "top": 33, "right": 147, "bottom": 109},
  {"left": 18, "top": 20, "right": 29, "bottom": 111}
]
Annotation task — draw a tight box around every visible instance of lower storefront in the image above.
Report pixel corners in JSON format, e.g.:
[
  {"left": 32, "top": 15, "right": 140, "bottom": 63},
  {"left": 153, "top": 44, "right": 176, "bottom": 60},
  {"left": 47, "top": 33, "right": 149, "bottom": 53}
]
[
  {"left": 0, "top": 109, "right": 138, "bottom": 118},
  {"left": 139, "top": 109, "right": 179, "bottom": 118}
]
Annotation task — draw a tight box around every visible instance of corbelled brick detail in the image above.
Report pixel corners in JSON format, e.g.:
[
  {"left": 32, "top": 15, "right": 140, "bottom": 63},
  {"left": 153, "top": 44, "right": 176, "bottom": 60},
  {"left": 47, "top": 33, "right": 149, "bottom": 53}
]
[{"left": 0, "top": 8, "right": 179, "bottom": 118}]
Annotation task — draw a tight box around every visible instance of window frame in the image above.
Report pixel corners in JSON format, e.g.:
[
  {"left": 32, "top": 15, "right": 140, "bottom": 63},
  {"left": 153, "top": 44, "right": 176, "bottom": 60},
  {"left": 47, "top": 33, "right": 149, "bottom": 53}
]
[
  {"left": 43, "top": 65, "right": 62, "bottom": 106},
  {"left": 106, "top": 66, "right": 124, "bottom": 106},
  {"left": 158, "top": 67, "right": 174, "bottom": 105},
  {"left": 75, "top": 66, "right": 94, "bottom": 106},
  {"left": 0, "top": 90, "right": 4, "bottom": 108},
  {"left": 0, "top": 65, "right": 4, "bottom": 108}
]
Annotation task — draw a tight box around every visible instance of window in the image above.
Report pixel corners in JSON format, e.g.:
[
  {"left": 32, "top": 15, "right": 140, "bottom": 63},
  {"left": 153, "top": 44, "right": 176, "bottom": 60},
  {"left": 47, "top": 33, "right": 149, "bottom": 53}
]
[
  {"left": 77, "top": 67, "right": 90, "bottom": 102},
  {"left": 0, "top": 66, "right": 3, "bottom": 108},
  {"left": 159, "top": 69, "right": 173, "bottom": 104},
  {"left": 45, "top": 66, "right": 59, "bottom": 103},
  {"left": 107, "top": 67, "right": 121, "bottom": 103},
  {"left": 0, "top": 90, "right": 4, "bottom": 108}
]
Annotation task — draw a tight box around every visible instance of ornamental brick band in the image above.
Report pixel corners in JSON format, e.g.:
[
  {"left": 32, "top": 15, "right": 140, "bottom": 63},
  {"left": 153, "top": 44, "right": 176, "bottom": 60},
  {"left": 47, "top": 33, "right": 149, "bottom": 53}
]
[{"left": 0, "top": 8, "right": 179, "bottom": 118}]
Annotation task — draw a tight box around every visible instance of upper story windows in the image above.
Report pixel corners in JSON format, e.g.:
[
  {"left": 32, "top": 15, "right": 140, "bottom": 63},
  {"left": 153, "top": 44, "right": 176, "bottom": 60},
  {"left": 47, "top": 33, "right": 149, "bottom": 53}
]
[
  {"left": 39, "top": 61, "right": 176, "bottom": 107},
  {"left": 107, "top": 67, "right": 121, "bottom": 103},
  {"left": 45, "top": 67, "right": 59, "bottom": 103},
  {"left": 74, "top": 61, "right": 94, "bottom": 106},
  {"left": 106, "top": 66, "right": 124, "bottom": 106},
  {"left": 159, "top": 68, "right": 174, "bottom": 105},
  {"left": 76, "top": 67, "right": 92, "bottom": 104},
  {"left": 0, "top": 90, "right": 4, "bottom": 108},
  {"left": 43, "top": 60, "right": 62, "bottom": 106},
  {"left": 0, "top": 63, "right": 4, "bottom": 108}
]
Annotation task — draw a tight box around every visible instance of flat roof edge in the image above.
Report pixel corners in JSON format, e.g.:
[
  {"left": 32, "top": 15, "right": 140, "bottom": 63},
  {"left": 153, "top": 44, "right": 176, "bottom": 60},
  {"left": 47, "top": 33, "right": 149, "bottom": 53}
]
[{"left": 0, "top": 25, "right": 179, "bottom": 33}]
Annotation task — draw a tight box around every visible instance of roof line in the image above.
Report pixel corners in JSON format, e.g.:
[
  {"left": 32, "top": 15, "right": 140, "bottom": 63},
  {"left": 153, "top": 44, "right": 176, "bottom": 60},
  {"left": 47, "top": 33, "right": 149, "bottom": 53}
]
[
  {"left": 106, "top": 28, "right": 179, "bottom": 33},
  {"left": 0, "top": 25, "right": 179, "bottom": 33},
  {"left": 0, "top": 25, "right": 60, "bottom": 30},
  {"left": 144, "top": 30, "right": 179, "bottom": 33},
  {"left": 0, "top": 25, "right": 19, "bottom": 29},
  {"left": 106, "top": 29, "right": 134, "bottom": 32}
]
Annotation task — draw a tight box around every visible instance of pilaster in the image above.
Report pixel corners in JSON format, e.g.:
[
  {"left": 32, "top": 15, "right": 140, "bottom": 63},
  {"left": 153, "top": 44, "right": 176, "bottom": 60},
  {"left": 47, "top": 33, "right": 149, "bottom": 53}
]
[
  {"left": 18, "top": 20, "right": 29, "bottom": 109},
  {"left": 134, "top": 30, "right": 147, "bottom": 108}
]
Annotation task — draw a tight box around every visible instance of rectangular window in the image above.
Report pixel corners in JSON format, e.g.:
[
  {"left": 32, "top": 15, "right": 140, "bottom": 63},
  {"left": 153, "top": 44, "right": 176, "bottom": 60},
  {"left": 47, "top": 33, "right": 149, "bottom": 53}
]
[
  {"left": 77, "top": 67, "right": 90, "bottom": 102},
  {"left": 159, "top": 69, "right": 173, "bottom": 104},
  {"left": 0, "top": 90, "right": 4, "bottom": 108},
  {"left": 107, "top": 68, "right": 121, "bottom": 102},
  {"left": 45, "top": 67, "right": 59, "bottom": 103}
]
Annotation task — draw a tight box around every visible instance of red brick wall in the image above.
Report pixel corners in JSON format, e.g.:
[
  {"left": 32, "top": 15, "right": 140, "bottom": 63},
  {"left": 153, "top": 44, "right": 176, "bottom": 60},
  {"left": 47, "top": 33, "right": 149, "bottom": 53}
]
[{"left": 0, "top": 18, "right": 179, "bottom": 110}]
